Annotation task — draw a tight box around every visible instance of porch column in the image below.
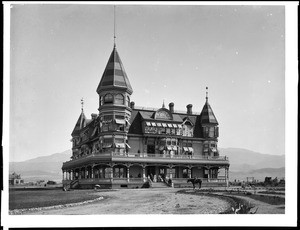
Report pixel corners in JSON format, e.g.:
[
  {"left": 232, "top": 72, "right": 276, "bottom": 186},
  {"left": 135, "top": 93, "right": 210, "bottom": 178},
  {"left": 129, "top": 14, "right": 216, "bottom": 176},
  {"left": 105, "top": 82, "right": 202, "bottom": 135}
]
[
  {"left": 188, "top": 166, "right": 192, "bottom": 178},
  {"left": 168, "top": 165, "right": 173, "bottom": 179},
  {"left": 110, "top": 164, "right": 114, "bottom": 181},
  {"left": 127, "top": 165, "right": 130, "bottom": 182},
  {"left": 142, "top": 165, "right": 146, "bottom": 182},
  {"left": 68, "top": 171, "right": 71, "bottom": 180},
  {"left": 62, "top": 170, "right": 65, "bottom": 181},
  {"left": 91, "top": 165, "right": 94, "bottom": 179},
  {"left": 225, "top": 166, "right": 229, "bottom": 187},
  {"left": 85, "top": 167, "right": 88, "bottom": 179}
]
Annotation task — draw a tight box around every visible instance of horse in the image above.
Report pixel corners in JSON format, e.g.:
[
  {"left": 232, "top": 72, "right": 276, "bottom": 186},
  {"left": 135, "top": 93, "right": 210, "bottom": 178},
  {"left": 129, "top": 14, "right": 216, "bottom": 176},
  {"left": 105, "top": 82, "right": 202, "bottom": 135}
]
[{"left": 187, "top": 178, "right": 202, "bottom": 190}]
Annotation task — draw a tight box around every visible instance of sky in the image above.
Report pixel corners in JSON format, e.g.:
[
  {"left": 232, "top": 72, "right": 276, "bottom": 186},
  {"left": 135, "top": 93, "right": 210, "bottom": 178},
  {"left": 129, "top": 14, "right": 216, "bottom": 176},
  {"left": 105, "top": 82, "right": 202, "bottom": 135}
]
[{"left": 8, "top": 3, "right": 287, "bottom": 162}]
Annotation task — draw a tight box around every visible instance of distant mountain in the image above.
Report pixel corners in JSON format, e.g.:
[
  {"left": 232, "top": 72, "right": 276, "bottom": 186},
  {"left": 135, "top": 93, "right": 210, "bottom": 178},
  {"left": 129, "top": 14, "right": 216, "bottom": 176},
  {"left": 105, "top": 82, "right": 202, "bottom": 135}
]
[
  {"left": 18, "top": 150, "right": 71, "bottom": 163},
  {"left": 219, "top": 148, "right": 285, "bottom": 171},
  {"left": 9, "top": 148, "right": 285, "bottom": 182},
  {"left": 229, "top": 167, "right": 285, "bottom": 182},
  {"left": 9, "top": 150, "right": 72, "bottom": 182}
]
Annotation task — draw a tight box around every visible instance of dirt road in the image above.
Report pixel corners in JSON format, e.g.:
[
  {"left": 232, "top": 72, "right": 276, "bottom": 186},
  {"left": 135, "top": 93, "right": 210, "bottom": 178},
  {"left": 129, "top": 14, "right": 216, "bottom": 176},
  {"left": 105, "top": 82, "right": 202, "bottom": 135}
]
[{"left": 22, "top": 188, "right": 230, "bottom": 215}]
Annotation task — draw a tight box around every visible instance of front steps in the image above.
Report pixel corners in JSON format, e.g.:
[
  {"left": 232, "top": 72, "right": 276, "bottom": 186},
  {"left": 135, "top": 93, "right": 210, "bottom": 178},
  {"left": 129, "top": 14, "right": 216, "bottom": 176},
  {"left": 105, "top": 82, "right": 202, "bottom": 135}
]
[{"left": 151, "top": 182, "right": 170, "bottom": 188}]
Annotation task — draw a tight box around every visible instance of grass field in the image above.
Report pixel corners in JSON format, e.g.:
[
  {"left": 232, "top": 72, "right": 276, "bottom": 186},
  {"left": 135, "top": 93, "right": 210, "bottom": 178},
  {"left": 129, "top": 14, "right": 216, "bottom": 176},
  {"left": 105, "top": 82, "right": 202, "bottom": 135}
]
[
  {"left": 225, "top": 192, "right": 285, "bottom": 205},
  {"left": 9, "top": 188, "right": 103, "bottom": 210}
]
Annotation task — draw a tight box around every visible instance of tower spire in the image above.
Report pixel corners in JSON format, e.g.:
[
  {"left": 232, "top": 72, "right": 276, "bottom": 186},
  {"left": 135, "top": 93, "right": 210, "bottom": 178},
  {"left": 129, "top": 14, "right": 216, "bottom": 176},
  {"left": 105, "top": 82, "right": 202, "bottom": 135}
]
[
  {"left": 162, "top": 99, "right": 165, "bottom": 108},
  {"left": 81, "top": 98, "right": 84, "bottom": 112},
  {"left": 206, "top": 87, "right": 208, "bottom": 103},
  {"left": 114, "top": 5, "right": 116, "bottom": 48}
]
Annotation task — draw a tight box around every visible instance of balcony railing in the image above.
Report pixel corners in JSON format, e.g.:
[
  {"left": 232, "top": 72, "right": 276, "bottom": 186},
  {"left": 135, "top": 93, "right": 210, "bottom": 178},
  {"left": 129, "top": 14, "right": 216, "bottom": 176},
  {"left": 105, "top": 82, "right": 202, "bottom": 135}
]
[
  {"left": 65, "top": 151, "right": 229, "bottom": 164},
  {"left": 113, "top": 152, "right": 229, "bottom": 161}
]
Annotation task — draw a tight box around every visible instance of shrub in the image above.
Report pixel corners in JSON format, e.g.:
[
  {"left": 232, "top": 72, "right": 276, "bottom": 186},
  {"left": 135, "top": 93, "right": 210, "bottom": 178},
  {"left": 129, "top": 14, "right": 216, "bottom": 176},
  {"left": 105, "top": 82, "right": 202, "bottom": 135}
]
[{"left": 141, "top": 181, "right": 151, "bottom": 188}]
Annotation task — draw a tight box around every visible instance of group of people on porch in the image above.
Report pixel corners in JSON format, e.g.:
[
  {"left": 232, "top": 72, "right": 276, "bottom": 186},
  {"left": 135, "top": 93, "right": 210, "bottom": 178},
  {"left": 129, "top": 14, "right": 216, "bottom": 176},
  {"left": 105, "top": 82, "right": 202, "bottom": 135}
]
[{"left": 147, "top": 173, "right": 166, "bottom": 182}]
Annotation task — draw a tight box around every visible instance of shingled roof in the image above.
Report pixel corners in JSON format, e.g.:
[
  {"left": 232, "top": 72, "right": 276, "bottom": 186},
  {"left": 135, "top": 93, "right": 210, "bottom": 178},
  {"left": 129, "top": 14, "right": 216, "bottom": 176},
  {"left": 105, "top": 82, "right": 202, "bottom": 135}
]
[
  {"left": 71, "top": 111, "right": 87, "bottom": 136},
  {"left": 200, "top": 101, "right": 218, "bottom": 125},
  {"left": 96, "top": 46, "right": 133, "bottom": 94}
]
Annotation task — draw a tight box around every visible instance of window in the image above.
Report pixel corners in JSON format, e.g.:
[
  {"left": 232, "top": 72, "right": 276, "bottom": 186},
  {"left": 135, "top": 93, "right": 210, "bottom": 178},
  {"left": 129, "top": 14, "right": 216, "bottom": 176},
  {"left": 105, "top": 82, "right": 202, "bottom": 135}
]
[
  {"left": 183, "top": 122, "right": 193, "bottom": 137},
  {"left": 105, "top": 168, "right": 110, "bottom": 178},
  {"left": 166, "top": 128, "right": 171, "bottom": 134},
  {"left": 160, "top": 127, "right": 166, "bottom": 134},
  {"left": 209, "top": 127, "right": 215, "bottom": 138},
  {"left": 99, "top": 168, "right": 104, "bottom": 178},
  {"left": 145, "top": 126, "right": 150, "bottom": 133},
  {"left": 126, "top": 96, "right": 130, "bottom": 107},
  {"left": 100, "top": 96, "right": 104, "bottom": 106},
  {"left": 114, "top": 167, "right": 125, "bottom": 178},
  {"left": 170, "top": 128, "right": 176, "bottom": 135},
  {"left": 103, "top": 115, "right": 113, "bottom": 122},
  {"left": 102, "top": 124, "right": 109, "bottom": 132},
  {"left": 214, "top": 127, "right": 219, "bottom": 137},
  {"left": 115, "top": 115, "right": 125, "bottom": 120},
  {"left": 103, "top": 138, "right": 113, "bottom": 144},
  {"left": 182, "top": 169, "right": 188, "bottom": 178},
  {"left": 211, "top": 169, "right": 218, "bottom": 178},
  {"left": 104, "top": 94, "right": 113, "bottom": 104},
  {"left": 115, "top": 94, "right": 124, "bottom": 105}
]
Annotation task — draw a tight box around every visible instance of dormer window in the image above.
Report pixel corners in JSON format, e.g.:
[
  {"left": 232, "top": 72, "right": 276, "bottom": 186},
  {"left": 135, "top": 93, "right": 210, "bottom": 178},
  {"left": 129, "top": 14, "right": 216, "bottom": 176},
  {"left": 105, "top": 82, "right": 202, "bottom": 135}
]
[
  {"left": 104, "top": 94, "right": 113, "bottom": 104},
  {"left": 182, "top": 120, "right": 194, "bottom": 137}
]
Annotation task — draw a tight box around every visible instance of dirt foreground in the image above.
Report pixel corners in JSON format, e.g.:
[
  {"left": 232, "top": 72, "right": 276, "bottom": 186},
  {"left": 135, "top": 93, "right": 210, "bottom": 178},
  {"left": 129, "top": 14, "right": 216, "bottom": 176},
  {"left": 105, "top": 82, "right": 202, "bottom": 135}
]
[
  {"left": 19, "top": 188, "right": 230, "bottom": 215},
  {"left": 11, "top": 188, "right": 284, "bottom": 215}
]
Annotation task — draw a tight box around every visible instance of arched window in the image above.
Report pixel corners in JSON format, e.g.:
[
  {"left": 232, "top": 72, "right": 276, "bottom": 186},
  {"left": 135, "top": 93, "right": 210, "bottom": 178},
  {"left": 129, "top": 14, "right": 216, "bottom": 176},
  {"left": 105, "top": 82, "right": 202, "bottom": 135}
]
[
  {"left": 115, "top": 94, "right": 124, "bottom": 105},
  {"left": 104, "top": 94, "right": 113, "bottom": 104}
]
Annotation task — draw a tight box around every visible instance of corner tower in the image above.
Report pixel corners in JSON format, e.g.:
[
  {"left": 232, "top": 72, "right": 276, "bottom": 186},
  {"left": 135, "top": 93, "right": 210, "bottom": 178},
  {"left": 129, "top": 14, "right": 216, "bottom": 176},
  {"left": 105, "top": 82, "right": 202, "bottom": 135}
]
[
  {"left": 200, "top": 87, "right": 219, "bottom": 157},
  {"left": 96, "top": 45, "right": 133, "bottom": 153}
]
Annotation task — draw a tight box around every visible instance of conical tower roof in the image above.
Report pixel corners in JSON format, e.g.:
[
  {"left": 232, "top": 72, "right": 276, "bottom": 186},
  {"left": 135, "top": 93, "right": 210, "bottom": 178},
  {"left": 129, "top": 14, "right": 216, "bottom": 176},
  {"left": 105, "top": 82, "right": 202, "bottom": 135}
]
[
  {"left": 200, "top": 101, "right": 218, "bottom": 125},
  {"left": 71, "top": 111, "right": 87, "bottom": 135},
  {"left": 96, "top": 46, "right": 133, "bottom": 94}
]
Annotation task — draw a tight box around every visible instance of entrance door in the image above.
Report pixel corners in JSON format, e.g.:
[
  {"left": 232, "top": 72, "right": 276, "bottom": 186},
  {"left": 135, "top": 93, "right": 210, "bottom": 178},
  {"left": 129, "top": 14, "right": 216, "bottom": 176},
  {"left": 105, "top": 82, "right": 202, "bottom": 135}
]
[
  {"left": 146, "top": 166, "right": 156, "bottom": 181},
  {"left": 147, "top": 145, "right": 155, "bottom": 154}
]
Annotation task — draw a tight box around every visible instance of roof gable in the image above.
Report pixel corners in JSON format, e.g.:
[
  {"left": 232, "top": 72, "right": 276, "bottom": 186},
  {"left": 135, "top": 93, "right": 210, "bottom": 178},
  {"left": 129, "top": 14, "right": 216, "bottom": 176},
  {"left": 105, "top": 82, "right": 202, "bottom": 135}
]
[{"left": 71, "top": 111, "right": 87, "bottom": 136}]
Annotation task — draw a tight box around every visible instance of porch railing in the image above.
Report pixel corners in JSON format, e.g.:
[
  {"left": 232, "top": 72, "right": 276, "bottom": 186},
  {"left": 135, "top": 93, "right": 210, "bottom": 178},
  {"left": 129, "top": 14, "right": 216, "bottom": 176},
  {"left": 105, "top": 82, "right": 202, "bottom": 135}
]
[
  {"left": 172, "top": 177, "right": 227, "bottom": 183},
  {"left": 65, "top": 177, "right": 226, "bottom": 183}
]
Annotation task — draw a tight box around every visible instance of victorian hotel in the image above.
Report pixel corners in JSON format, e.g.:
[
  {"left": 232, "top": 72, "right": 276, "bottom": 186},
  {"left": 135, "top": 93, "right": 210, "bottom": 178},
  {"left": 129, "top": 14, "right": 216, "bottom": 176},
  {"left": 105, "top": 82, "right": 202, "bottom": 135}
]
[{"left": 62, "top": 44, "right": 230, "bottom": 189}]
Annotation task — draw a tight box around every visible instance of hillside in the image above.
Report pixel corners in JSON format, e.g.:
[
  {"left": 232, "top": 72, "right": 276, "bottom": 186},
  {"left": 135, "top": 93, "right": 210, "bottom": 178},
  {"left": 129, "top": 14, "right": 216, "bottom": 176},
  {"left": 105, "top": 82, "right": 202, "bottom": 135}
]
[
  {"left": 229, "top": 167, "right": 285, "bottom": 182},
  {"left": 219, "top": 148, "right": 285, "bottom": 171},
  {"left": 9, "top": 148, "right": 285, "bottom": 182},
  {"left": 9, "top": 150, "right": 72, "bottom": 182}
]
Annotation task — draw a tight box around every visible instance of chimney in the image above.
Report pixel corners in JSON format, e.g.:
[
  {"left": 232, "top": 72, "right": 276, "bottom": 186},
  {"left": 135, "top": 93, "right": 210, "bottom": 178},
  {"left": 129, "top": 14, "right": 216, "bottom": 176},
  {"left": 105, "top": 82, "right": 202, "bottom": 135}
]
[
  {"left": 169, "top": 102, "right": 174, "bottom": 113},
  {"left": 130, "top": 101, "right": 135, "bottom": 109},
  {"left": 186, "top": 104, "right": 193, "bottom": 115},
  {"left": 91, "top": 113, "right": 97, "bottom": 120}
]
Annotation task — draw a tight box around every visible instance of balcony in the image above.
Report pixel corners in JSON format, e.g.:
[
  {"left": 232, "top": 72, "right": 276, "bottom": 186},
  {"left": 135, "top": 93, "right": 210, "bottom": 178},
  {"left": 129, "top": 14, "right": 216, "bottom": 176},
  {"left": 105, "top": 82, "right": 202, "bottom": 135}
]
[{"left": 62, "top": 151, "right": 229, "bottom": 170}]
